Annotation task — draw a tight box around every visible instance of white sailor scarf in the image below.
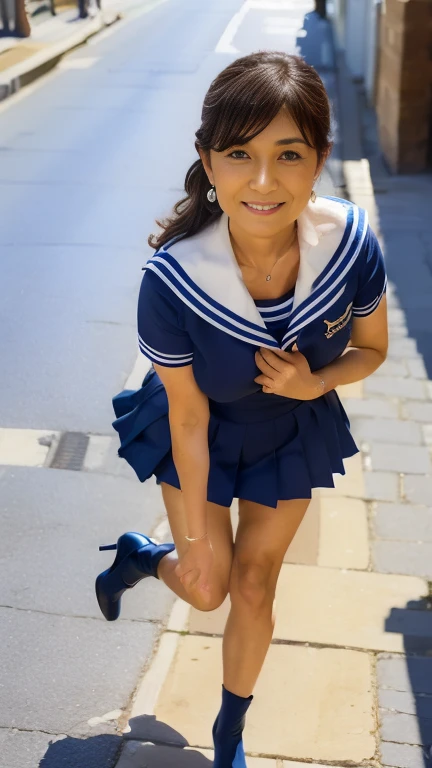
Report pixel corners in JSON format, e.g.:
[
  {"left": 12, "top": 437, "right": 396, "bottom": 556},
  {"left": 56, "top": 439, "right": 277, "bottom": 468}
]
[{"left": 137, "top": 196, "right": 387, "bottom": 403}]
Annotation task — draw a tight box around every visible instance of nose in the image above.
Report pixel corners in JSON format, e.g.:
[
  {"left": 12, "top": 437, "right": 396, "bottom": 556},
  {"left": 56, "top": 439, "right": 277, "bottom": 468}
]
[{"left": 249, "top": 162, "right": 279, "bottom": 194}]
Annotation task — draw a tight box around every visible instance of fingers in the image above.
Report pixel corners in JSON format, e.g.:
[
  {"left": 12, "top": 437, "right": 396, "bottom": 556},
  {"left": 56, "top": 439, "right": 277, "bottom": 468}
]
[
  {"left": 255, "top": 352, "right": 278, "bottom": 378},
  {"left": 175, "top": 565, "right": 211, "bottom": 602},
  {"left": 256, "top": 348, "right": 287, "bottom": 372},
  {"left": 268, "top": 346, "right": 298, "bottom": 360},
  {"left": 254, "top": 374, "right": 274, "bottom": 389}
]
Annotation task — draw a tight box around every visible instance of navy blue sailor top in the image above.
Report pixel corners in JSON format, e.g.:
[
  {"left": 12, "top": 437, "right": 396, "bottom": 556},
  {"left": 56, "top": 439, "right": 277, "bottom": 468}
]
[{"left": 112, "top": 195, "right": 388, "bottom": 508}]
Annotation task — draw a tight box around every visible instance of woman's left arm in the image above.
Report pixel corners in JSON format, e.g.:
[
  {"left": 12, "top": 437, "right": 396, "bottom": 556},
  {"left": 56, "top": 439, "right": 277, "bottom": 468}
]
[
  {"left": 308, "top": 293, "right": 389, "bottom": 397},
  {"left": 254, "top": 295, "right": 388, "bottom": 400}
]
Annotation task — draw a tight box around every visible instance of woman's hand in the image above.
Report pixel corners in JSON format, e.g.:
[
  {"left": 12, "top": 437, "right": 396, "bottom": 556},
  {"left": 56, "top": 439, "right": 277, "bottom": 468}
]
[
  {"left": 175, "top": 536, "right": 214, "bottom": 605},
  {"left": 254, "top": 343, "right": 323, "bottom": 400}
]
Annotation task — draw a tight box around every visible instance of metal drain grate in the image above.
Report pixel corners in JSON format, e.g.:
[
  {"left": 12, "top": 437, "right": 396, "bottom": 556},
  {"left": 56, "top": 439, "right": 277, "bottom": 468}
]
[{"left": 50, "top": 432, "right": 89, "bottom": 471}]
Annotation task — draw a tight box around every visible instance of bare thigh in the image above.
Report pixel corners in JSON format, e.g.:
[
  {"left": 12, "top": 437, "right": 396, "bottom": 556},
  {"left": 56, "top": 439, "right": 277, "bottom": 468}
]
[
  {"left": 231, "top": 497, "right": 312, "bottom": 598},
  {"left": 160, "top": 482, "right": 235, "bottom": 596}
]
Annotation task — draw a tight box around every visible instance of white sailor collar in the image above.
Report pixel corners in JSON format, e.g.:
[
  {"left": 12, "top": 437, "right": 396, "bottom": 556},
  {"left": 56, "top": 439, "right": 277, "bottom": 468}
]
[{"left": 145, "top": 196, "right": 368, "bottom": 350}]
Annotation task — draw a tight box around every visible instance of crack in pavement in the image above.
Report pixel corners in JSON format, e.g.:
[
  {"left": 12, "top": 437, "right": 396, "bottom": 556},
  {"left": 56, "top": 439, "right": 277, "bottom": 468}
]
[{"left": 0, "top": 603, "right": 162, "bottom": 624}]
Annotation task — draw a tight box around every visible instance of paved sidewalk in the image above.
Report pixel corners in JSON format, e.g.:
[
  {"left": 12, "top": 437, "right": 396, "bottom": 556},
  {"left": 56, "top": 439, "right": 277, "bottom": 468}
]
[
  {"left": 110, "top": 19, "right": 432, "bottom": 768},
  {"left": 0, "top": 0, "right": 168, "bottom": 100}
]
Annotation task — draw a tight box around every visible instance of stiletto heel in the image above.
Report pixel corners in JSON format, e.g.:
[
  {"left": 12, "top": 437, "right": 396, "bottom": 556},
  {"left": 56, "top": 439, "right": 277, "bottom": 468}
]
[
  {"left": 212, "top": 684, "right": 253, "bottom": 767},
  {"left": 95, "top": 531, "right": 175, "bottom": 622}
]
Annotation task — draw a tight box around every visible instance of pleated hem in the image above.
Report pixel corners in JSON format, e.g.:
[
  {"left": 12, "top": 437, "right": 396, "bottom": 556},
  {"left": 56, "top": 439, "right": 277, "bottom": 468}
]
[{"left": 111, "top": 368, "right": 360, "bottom": 509}]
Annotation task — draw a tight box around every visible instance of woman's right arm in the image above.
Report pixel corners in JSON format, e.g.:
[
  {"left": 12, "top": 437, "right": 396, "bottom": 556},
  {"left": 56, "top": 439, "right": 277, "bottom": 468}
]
[
  {"left": 152, "top": 362, "right": 214, "bottom": 602},
  {"left": 153, "top": 362, "right": 210, "bottom": 539},
  {"left": 136, "top": 272, "right": 213, "bottom": 600}
]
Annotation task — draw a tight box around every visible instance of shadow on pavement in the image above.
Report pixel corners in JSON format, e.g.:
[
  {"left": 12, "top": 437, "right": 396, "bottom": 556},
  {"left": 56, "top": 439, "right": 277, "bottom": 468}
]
[
  {"left": 384, "top": 598, "right": 432, "bottom": 768},
  {"left": 38, "top": 716, "right": 214, "bottom": 767},
  {"left": 39, "top": 733, "right": 122, "bottom": 767},
  {"left": 357, "top": 87, "right": 432, "bottom": 378}
]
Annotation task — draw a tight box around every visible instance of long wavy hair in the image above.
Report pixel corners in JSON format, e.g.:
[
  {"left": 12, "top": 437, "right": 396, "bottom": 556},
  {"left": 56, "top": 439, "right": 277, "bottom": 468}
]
[{"left": 148, "top": 51, "right": 333, "bottom": 251}]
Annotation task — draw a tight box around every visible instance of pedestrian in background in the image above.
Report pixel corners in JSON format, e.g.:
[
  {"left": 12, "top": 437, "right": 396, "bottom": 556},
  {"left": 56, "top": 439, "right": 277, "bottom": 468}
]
[
  {"left": 95, "top": 51, "right": 388, "bottom": 767},
  {"left": 315, "top": 0, "right": 327, "bottom": 17}
]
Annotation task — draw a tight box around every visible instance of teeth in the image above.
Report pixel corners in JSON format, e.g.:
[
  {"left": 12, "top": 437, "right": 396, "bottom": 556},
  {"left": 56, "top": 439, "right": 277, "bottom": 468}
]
[{"left": 246, "top": 203, "right": 280, "bottom": 211}]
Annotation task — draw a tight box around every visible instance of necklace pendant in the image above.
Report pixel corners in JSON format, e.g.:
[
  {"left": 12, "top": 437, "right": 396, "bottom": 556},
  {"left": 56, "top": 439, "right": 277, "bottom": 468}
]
[{"left": 266, "top": 274, "right": 271, "bottom": 282}]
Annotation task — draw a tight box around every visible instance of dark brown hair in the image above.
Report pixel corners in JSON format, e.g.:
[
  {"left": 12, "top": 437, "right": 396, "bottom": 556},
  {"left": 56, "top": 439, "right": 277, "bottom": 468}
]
[{"left": 148, "top": 51, "right": 333, "bottom": 251}]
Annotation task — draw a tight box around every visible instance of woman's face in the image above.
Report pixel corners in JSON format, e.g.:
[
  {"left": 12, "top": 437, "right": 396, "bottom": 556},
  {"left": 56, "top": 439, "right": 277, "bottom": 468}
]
[{"left": 200, "top": 108, "right": 326, "bottom": 232}]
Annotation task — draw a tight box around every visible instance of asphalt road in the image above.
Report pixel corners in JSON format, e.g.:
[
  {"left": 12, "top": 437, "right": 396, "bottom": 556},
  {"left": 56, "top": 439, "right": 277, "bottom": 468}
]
[{"left": 0, "top": 1, "right": 341, "bottom": 765}]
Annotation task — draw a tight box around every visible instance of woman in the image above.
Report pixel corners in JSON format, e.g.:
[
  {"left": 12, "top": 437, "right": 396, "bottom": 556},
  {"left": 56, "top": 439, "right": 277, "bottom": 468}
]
[{"left": 95, "top": 51, "right": 388, "bottom": 767}]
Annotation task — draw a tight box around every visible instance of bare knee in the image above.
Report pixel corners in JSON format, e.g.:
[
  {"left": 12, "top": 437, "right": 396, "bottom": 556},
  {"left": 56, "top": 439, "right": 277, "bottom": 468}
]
[
  {"left": 229, "top": 558, "right": 274, "bottom": 613},
  {"left": 192, "top": 586, "right": 229, "bottom": 612}
]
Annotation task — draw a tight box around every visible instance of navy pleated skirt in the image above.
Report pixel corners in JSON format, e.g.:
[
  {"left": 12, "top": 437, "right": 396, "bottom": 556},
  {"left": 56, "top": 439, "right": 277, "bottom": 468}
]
[{"left": 111, "top": 367, "right": 360, "bottom": 509}]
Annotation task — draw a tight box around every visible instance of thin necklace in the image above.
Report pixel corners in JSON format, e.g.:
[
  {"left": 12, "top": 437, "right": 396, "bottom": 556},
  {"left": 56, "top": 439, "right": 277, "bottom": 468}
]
[{"left": 233, "top": 222, "right": 298, "bottom": 282}]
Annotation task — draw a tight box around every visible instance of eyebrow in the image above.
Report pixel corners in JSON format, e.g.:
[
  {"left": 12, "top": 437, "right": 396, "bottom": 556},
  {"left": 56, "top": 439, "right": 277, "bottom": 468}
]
[{"left": 274, "top": 137, "right": 309, "bottom": 146}]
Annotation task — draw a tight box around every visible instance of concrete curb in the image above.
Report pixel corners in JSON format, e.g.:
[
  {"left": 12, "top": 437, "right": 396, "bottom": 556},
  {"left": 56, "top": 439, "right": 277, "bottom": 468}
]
[
  {"left": 0, "top": 14, "right": 115, "bottom": 101},
  {"left": 0, "top": 0, "right": 168, "bottom": 102}
]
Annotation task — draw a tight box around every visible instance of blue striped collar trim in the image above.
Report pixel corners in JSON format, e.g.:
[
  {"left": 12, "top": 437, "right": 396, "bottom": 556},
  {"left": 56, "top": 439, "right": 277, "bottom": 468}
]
[
  {"left": 281, "top": 206, "right": 369, "bottom": 349},
  {"left": 145, "top": 198, "right": 367, "bottom": 350},
  {"left": 145, "top": 255, "right": 280, "bottom": 348}
]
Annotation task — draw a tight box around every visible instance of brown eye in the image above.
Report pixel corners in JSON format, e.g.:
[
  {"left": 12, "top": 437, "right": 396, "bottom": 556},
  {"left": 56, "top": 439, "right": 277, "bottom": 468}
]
[{"left": 282, "top": 151, "right": 301, "bottom": 161}]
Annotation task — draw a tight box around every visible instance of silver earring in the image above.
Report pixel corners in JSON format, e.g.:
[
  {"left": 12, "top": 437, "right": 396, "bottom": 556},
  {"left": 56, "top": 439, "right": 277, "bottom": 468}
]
[
  {"left": 310, "top": 189, "right": 317, "bottom": 203},
  {"left": 207, "top": 185, "right": 217, "bottom": 203}
]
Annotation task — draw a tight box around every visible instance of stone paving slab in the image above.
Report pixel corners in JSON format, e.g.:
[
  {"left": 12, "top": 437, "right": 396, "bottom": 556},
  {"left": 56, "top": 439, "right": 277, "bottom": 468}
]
[
  {"left": 379, "top": 710, "right": 432, "bottom": 746},
  {"left": 372, "top": 359, "right": 409, "bottom": 377},
  {"left": 364, "top": 471, "right": 401, "bottom": 502},
  {"left": 152, "top": 636, "right": 375, "bottom": 763},
  {"left": 423, "top": 425, "right": 432, "bottom": 446},
  {"left": 116, "top": 741, "right": 277, "bottom": 766},
  {"left": 373, "top": 540, "right": 432, "bottom": 578},
  {"left": 387, "top": 338, "right": 420, "bottom": 359},
  {"left": 402, "top": 474, "right": 432, "bottom": 506},
  {"left": 189, "top": 563, "right": 428, "bottom": 650},
  {"left": 350, "top": 417, "right": 423, "bottom": 445},
  {"left": 337, "top": 381, "right": 363, "bottom": 398},
  {"left": 406, "top": 359, "right": 429, "bottom": 379},
  {"left": 365, "top": 377, "right": 428, "bottom": 400},
  {"left": 0, "top": 427, "right": 57, "bottom": 466},
  {"left": 379, "top": 689, "right": 432, "bottom": 719},
  {"left": 368, "top": 442, "right": 431, "bottom": 475},
  {"left": 373, "top": 502, "right": 432, "bottom": 541},
  {"left": 272, "top": 565, "right": 428, "bottom": 652},
  {"left": 402, "top": 401, "right": 432, "bottom": 422},
  {"left": 343, "top": 397, "right": 400, "bottom": 419},
  {"left": 281, "top": 764, "right": 348, "bottom": 768},
  {"left": 380, "top": 742, "right": 429, "bottom": 768},
  {"left": 377, "top": 655, "right": 432, "bottom": 694},
  {"left": 317, "top": 496, "right": 369, "bottom": 569}
]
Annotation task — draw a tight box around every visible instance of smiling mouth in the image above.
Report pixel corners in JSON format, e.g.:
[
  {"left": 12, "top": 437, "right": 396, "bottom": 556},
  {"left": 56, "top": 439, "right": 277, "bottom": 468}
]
[{"left": 242, "top": 202, "right": 285, "bottom": 210}]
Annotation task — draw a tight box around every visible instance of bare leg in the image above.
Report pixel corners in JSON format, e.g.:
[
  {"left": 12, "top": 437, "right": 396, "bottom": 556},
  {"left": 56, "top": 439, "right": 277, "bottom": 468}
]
[
  {"left": 223, "top": 498, "right": 311, "bottom": 697},
  {"left": 155, "top": 482, "right": 234, "bottom": 612}
]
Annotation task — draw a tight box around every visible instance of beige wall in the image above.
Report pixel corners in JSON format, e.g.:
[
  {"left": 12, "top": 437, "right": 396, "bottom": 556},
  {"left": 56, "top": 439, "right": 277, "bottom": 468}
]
[{"left": 376, "top": 0, "right": 432, "bottom": 173}]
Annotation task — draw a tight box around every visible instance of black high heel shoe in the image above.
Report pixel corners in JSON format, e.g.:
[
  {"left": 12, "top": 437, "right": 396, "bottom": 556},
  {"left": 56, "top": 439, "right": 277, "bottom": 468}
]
[{"left": 95, "top": 531, "right": 175, "bottom": 621}]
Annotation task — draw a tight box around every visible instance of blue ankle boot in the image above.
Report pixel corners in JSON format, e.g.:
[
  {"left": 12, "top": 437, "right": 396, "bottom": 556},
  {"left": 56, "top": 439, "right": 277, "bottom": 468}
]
[
  {"left": 212, "top": 684, "right": 254, "bottom": 767},
  {"left": 95, "top": 531, "right": 175, "bottom": 621}
]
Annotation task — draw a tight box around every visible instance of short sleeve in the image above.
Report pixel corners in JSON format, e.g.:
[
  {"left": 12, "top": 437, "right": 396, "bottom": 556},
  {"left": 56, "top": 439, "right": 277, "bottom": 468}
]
[
  {"left": 352, "top": 226, "right": 388, "bottom": 317},
  {"left": 137, "top": 271, "right": 194, "bottom": 367}
]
